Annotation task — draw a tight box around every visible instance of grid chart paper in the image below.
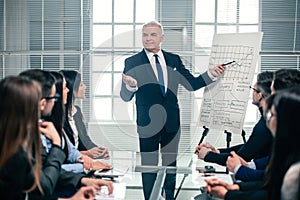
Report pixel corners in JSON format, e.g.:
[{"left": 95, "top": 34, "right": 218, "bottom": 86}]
[{"left": 199, "top": 33, "right": 263, "bottom": 135}]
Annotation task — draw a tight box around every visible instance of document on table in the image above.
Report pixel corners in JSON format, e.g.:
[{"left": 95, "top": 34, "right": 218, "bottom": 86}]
[
  {"left": 192, "top": 173, "right": 233, "bottom": 187},
  {"left": 95, "top": 182, "right": 126, "bottom": 200}
]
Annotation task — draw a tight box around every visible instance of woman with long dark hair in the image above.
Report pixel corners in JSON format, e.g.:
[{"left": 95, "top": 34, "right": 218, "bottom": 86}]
[
  {"left": 49, "top": 71, "right": 111, "bottom": 173},
  {"left": 60, "top": 70, "right": 109, "bottom": 159},
  {"left": 0, "top": 76, "right": 97, "bottom": 200}
]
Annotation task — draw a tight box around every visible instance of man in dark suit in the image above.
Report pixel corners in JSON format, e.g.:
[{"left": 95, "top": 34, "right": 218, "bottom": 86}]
[{"left": 120, "top": 21, "right": 226, "bottom": 200}]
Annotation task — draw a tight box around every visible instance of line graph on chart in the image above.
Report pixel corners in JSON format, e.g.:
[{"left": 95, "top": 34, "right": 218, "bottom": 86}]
[
  {"left": 199, "top": 33, "right": 262, "bottom": 134},
  {"left": 210, "top": 45, "right": 254, "bottom": 81}
]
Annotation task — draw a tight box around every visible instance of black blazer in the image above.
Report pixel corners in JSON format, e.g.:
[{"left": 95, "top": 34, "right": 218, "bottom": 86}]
[
  {"left": 225, "top": 181, "right": 268, "bottom": 200},
  {"left": 40, "top": 146, "right": 85, "bottom": 195},
  {"left": 64, "top": 106, "right": 97, "bottom": 151},
  {"left": 0, "top": 147, "right": 67, "bottom": 200},
  {"left": 0, "top": 148, "right": 33, "bottom": 200},
  {"left": 204, "top": 107, "right": 273, "bottom": 166},
  {"left": 120, "top": 49, "right": 213, "bottom": 134}
]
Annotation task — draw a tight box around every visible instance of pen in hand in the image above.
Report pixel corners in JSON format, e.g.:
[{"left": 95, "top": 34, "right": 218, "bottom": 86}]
[{"left": 222, "top": 61, "right": 236, "bottom": 66}]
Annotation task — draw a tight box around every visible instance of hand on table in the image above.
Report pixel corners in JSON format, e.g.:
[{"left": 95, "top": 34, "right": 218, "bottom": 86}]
[
  {"left": 88, "top": 146, "right": 110, "bottom": 159},
  {"left": 81, "top": 178, "right": 114, "bottom": 194},
  {"left": 205, "top": 178, "right": 239, "bottom": 199}
]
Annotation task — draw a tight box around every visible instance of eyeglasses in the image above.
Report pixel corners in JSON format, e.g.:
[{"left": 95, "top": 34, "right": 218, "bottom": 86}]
[
  {"left": 42, "top": 93, "right": 60, "bottom": 102},
  {"left": 265, "top": 109, "right": 276, "bottom": 124},
  {"left": 249, "top": 85, "right": 261, "bottom": 93}
]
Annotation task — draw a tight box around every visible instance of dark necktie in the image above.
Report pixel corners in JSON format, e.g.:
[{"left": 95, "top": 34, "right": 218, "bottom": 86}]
[{"left": 154, "top": 54, "right": 165, "bottom": 96}]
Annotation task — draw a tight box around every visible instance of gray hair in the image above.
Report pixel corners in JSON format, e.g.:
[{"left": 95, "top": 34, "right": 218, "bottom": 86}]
[{"left": 142, "top": 21, "right": 164, "bottom": 34}]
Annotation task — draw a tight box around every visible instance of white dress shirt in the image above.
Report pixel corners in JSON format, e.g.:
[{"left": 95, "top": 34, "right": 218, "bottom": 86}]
[
  {"left": 68, "top": 105, "right": 79, "bottom": 148},
  {"left": 145, "top": 49, "right": 168, "bottom": 93}
]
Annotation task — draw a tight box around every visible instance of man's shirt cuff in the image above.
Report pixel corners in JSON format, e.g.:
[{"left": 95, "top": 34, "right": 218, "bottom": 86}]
[{"left": 126, "top": 84, "right": 138, "bottom": 92}]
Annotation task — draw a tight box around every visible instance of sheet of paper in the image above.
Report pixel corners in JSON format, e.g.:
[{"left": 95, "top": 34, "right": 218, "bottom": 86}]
[
  {"left": 192, "top": 173, "right": 233, "bottom": 187},
  {"left": 199, "top": 32, "right": 263, "bottom": 135}
]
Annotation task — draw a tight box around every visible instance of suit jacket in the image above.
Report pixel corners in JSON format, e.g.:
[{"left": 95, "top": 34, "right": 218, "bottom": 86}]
[
  {"left": 225, "top": 189, "right": 267, "bottom": 200},
  {"left": 225, "top": 181, "right": 268, "bottom": 200},
  {"left": 64, "top": 105, "right": 97, "bottom": 151},
  {"left": 235, "top": 165, "right": 265, "bottom": 182},
  {"left": 0, "top": 147, "right": 62, "bottom": 200},
  {"left": 120, "top": 49, "right": 213, "bottom": 134},
  {"left": 0, "top": 148, "right": 33, "bottom": 200},
  {"left": 234, "top": 156, "right": 269, "bottom": 181},
  {"left": 38, "top": 145, "right": 84, "bottom": 196},
  {"left": 204, "top": 107, "right": 273, "bottom": 166}
]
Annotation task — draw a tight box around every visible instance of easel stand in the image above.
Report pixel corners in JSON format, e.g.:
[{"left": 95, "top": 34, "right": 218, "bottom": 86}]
[
  {"left": 224, "top": 130, "right": 232, "bottom": 148},
  {"left": 224, "top": 130, "right": 232, "bottom": 174},
  {"left": 241, "top": 129, "right": 247, "bottom": 143},
  {"left": 174, "top": 126, "right": 210, "bottom": 200},
  {"left": 194, "top": 126, "right": 209, "bottom": 154}
]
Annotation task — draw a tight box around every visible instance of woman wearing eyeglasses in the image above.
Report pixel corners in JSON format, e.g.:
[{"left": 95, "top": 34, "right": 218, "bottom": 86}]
[
  {"left": 0, "top": 76, "right": 97, "bottom": 200},
  {"left": 204, "top": 87, "right": 300, "bottom": 200},
  {"left": 49, "top": 71, "right": 112, "bottom": 174}
]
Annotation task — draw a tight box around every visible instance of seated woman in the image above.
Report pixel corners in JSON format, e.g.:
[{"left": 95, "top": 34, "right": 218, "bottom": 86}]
[
  {"left": 0, "top": 76, "right": 97, "bottom": 200},
  {"left": 49, "top": 71, "right": 111, "bottom": 173},
  {"left": 60, "top": 70, "right": 109, "bottom": 159},
  {"left": 19, "top": 69, "right": 114, "bottom": 197},
  {"left": 205, "top": 87, "right": 300, "bottom": 200}
]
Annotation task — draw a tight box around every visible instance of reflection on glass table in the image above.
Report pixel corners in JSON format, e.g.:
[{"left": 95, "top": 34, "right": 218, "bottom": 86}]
[{"left": 93, "top": 151, "right": 232, "bottom": 200}]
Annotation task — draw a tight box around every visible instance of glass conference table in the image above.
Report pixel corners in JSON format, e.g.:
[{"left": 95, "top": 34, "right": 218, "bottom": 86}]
[{"left": 93, "top": 151, "right": 232, "bottom": 200}]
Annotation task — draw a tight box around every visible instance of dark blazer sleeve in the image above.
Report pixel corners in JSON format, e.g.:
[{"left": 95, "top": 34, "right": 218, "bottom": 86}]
[
  {"left": 28, "top": 194, "right": 58, "bottom": 200},
  {"left": 204, "top": 151, "right": 230, "bottom": 166},
  {"left": 74, "top": 105, "right": 97, "bottom": 150},
  {"left": 225, "top": 189, "right": 268, "bottom": 200},
  {"left": 253, "top": 156, "right": 269, "bottom": 170},
  {"left": 235, "top": 110, "right": 273, "bottom": 161},
  {"left": 55, "top": 168, "right": 85, "bottom": 190},
  {"left": 204, "top": 109, "right": 273, "bottom": 166},
  {"left": 120, "top": 54, "right": 140, "bottom": 102},
  {"left": 235, "top": 166, "right": 265, "bottom": 182},
  {"left": 204, "top": 144, "right": 245, "bottom": 166},
  {"left": 225, "top": 181, "right": 267, "bottom": 200},
  {"left": 36, "top": 145, "right": 66, "bottom": 196},
  {"left": 0, "top": 149, "right": 32, "bottom": 199},
  {"left": 219, "top": 144, "right": 244, "bottom": 153}
]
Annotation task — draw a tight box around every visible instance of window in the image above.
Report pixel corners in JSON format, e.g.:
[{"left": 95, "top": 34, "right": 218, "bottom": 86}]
[
  {"left": 91, "top": 0, "right": 155, "bottom": 123},
  {"left": 194, "top": 0, "right": 260, "bottom": 138}
]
